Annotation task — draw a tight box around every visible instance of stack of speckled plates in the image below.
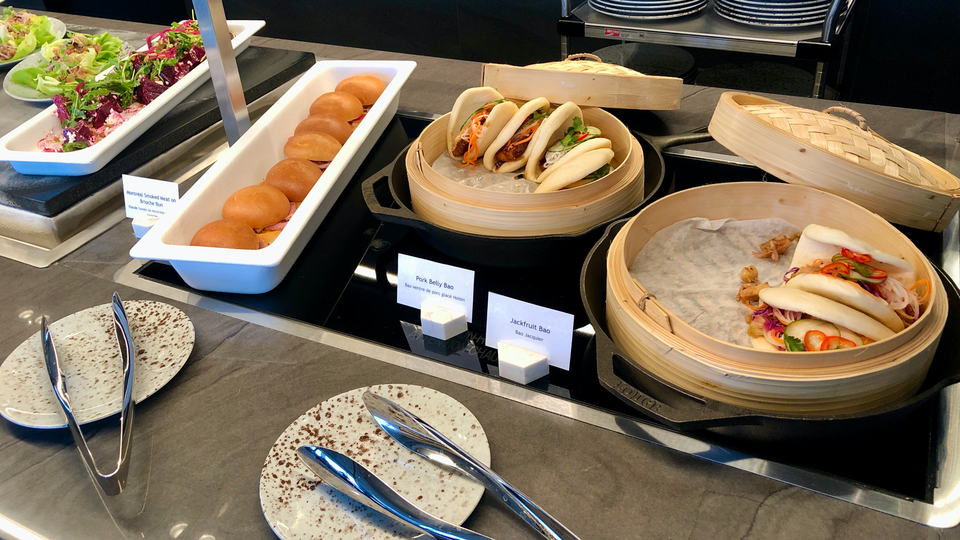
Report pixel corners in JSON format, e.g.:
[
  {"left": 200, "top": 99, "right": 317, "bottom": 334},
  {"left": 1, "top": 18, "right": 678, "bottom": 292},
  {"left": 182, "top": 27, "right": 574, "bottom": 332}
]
[
  {"left": 588, "top": 0, "right": 709, "bottom": 20},
  {"left": 714, "top": 0, "right": 833, "bottom": 27}
]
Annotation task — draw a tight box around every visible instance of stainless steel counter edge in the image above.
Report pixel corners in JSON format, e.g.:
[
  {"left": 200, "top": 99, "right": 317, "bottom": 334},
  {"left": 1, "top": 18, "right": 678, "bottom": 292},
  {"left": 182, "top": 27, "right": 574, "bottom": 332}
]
[{"left": 112, "top": 259, "right": 960, "bottom": 529}]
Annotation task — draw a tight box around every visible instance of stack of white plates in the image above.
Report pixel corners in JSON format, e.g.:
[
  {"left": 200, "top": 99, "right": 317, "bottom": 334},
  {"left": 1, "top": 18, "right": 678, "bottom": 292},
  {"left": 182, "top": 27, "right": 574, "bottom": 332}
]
[
  {"left": 588, "top": 0, "right": 709, "bottom": 21},
  {"left": 714, "top": 0, "right": 833, "bottom": 27}
]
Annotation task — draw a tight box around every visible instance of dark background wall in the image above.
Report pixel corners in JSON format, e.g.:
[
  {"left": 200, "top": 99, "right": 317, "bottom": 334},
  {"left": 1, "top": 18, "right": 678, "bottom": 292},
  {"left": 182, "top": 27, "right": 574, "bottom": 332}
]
[{"left": 13, "top": 0, "right": 960, "bottom": 113}]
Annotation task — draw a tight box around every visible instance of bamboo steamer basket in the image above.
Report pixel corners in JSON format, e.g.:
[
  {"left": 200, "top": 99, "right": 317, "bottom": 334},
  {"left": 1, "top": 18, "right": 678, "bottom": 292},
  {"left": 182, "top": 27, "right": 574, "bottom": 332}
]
[
  {"left": 406, "top": 108, "right": 645, "bottom": 237},
  {"left": 605, "top": 182, "right": 948, "bottom": 415},
  {"left": 481, "top": 54, "right": 682, "bottom": 111},
  {"left": 709, "top": 92, "right": 960, "bottom": 232}
]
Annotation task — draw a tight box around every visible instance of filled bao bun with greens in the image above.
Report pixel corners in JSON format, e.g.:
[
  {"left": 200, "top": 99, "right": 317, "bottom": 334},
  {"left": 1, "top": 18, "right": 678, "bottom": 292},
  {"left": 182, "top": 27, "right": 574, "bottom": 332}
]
[
  {"left": 446, "top": 87, "right": 519, "bottom": 167},
  {"left": 482, "top": 97, "right": 551, "bottom": 173},
  {"left": 747, "top": 224, "right": 930, "bottom": 352},
  {"left": 786, "top": 224, "right": 925, "bottom": 325},
  {"left": 753, "top": 288, "right": 895, "bottom": 352},
  {"left": 524, "top": 102, "right": 615, "bottom": 193}
]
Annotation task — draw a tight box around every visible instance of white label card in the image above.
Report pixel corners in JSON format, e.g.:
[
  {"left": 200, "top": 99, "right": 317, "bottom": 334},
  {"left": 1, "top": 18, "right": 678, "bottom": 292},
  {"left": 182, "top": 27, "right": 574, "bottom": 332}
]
[
  {"left": 485, "top": 292, "right": 575, "bottom": 370},
  {"left": 122, "top": 175, "right": 181, "bottom": 219},
  {"left": 396, "top": 254, "right": 476, "bottom": 322}
]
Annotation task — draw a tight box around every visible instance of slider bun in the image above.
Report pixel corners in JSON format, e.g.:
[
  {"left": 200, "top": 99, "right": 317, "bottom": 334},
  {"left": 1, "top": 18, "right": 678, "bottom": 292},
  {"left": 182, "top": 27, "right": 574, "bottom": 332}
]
[
  {"left": 264, "top": 158, "right": 322, "bottom": 202},
  {"left": 309, "top": 91, "right": 363, "bottom": 122},
  {"left": 284, "top": 133, "right": 341, "bottom": 162},
  {"left": 335, "top": 75, "right": 386, "bottom": 106},
  {"left": 190, "top": 219, "right": 259, "bottom": 250},
  {"left": 222, "top": 185, "right": 291, "bottom": 230},
  {"left": 294, "top": 113, "right": 353, "bottom": 144}
]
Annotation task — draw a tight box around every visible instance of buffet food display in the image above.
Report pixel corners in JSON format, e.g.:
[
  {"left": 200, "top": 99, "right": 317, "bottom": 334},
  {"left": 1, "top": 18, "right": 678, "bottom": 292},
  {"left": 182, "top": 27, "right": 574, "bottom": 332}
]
[
  {"left": 0, "top": 19, "right": 264, "bottom": 176},
  {"left": 188, "top": 74, "right": 387, "bottom": 250},
  {"left": 129, "top": 60, "right": 416, "bottom": 293},
  {"left": 605, "top": 182, "right": 947, "bottom": 415}
]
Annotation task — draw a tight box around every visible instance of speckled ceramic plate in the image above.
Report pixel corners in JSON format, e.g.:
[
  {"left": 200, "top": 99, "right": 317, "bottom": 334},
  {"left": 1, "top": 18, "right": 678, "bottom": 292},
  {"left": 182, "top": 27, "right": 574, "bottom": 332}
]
[
  {"left": 0, "top": 300, "right": 195, "bottom": 429},
  {"left": 260, "top": 384, "right": 490, "bottom": 540}
]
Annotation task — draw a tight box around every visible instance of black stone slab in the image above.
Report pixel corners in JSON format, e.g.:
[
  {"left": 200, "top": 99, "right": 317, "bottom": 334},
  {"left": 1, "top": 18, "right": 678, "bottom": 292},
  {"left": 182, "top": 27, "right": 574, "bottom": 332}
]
[{"left": 0, "top": 46, "right": 315, "bottom": 217}]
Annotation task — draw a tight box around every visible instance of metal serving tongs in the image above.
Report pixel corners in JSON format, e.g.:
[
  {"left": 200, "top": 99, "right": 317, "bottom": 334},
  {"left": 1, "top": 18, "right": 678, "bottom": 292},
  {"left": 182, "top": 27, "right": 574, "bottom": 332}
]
[
  {"left": 41, "top": 292, "right": 135, "bottom": 496},
  {"left": 363, "top": 391, "right": 581, "bottom": 540}
]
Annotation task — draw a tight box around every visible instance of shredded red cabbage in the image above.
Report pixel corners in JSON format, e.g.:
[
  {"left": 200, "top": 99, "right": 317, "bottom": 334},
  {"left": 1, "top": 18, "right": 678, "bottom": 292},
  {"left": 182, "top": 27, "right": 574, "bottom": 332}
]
[
  {"left": 762, "top": 317, "right": 784, "bottom": 332},
  {"left": 783, "top": 267, "right": 800, "bottom": 282}
]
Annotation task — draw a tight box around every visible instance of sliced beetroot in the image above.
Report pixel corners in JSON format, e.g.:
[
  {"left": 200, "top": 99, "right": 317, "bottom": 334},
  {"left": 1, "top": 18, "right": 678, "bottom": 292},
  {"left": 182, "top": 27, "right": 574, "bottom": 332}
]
[
  {"left": 186, "top": 45, "right": 205, "bottom": 66},
  {"left": 52, "top": 95, "right": 70, "bottom": 123},
  {"left": 136, "top": 77, "right": 168, "bottom": 104},
  {"left": 91, "top": 95, "right": 123, "bottom": 129}
]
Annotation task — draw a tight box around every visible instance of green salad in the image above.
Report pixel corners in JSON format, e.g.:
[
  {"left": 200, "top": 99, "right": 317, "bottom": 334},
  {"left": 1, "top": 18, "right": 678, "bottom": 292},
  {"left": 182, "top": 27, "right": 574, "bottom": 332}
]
[
  {"left": 0, "top": 7, "right": 56, "bottom": 62},
  {"left": 11, "top": 32, "right": 124, "bottom": 96}
]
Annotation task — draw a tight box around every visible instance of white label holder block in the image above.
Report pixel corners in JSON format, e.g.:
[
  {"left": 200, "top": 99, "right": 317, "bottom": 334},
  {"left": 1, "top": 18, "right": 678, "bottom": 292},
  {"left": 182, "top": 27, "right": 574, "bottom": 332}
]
[
  {"left": 497, "top": 341, "right": 550, "bottom": 385},
  {"left": 421, "top": 300, "right": 468, "bottom": 340}
]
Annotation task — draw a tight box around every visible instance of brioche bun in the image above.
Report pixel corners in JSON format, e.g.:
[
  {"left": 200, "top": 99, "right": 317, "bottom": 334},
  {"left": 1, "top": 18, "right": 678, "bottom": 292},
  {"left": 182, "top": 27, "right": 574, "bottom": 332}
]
[
  {"left": 264, "top": 158, "right": 321, "bottom": 202},
  {"left": 190, "top": 219, "right": 259, "bottom": 250},
  {"left": 335, "top": 75, "right": 386, "bottom": 106},
  {"left": 283, "top": 133, "right": 341, "bottom": 162},
  {"left": 309, "top": 91, "right": 363, "bottom": 122},
  {"left": 222, "top": 185, "right": 290, "bottom": 230},
  {"left": 294, "top": 113, "right": 352, "bottom": 144}
]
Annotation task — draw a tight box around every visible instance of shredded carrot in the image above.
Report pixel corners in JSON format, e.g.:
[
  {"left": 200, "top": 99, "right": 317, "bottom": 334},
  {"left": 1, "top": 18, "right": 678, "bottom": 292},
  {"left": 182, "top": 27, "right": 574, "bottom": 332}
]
[
  {"left": 459, "top": 115, "right": 485, "bottom": 169},
  {"left": 501, "top": 120, "right": 541, "bottom": 153},
  {"left": 741, "top": 299, "right": 766, "bottom": 311},
  {"left": 911, "top": 279, "right": 931, "bottom": 303}
]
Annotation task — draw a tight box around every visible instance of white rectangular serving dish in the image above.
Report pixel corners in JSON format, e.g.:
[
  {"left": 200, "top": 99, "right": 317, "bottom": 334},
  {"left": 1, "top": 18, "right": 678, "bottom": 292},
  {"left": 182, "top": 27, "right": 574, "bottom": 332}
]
[
  {"left": 0, "top": 20, "right": 265, "bottom": 176},
  {"left": 129, "top": 60, "right": 418, "bottom": 294}
]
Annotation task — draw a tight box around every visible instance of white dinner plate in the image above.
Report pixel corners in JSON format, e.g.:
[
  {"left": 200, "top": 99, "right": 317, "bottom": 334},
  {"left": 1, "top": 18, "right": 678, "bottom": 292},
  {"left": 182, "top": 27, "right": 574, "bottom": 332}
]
[
  {"left": 4, "top": 39, "right": 134, "bottom": 102},
  {"left": 0, "top": 17, "right": 66, "bottom": 68},
  {"left": 4, "top": 54, "right": 52, "bottom": 101},
  {"left": 592, "top": 0, "right": 704, "bottom": 11},
  {"left": 0, "top": 300, "right": 195, "bottom": 429},
  {"left": 590, "top": 0, "right": 707, "bottom": 19},
  {"left": 717, "top": 0, "right": 829, "bottom": 15},
  {"left": 260, "top": 384, "right": 490, "bottom": 540},
  {"left": 714, "top": 2, "right": 827, "bottom": 25}
]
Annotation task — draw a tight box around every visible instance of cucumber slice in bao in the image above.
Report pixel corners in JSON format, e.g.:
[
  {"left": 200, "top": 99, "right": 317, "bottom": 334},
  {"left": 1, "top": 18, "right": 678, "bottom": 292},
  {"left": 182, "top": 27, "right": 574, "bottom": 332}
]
[
  {"left": 836, "top": 326, "right": 865, "bottom": 346},
  {"left": 784, "top": 319, "right": 839, "bottom": 342}
]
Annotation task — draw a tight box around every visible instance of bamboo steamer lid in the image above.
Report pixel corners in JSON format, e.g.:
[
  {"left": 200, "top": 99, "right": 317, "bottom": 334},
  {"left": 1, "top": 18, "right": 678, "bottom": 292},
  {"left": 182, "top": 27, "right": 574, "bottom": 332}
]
[
  {"left": 605, "top": 182, "right": 947, "bottom": 415},
  {"left": 709, "top": 92, "right": 960, "bottom": 232},
  {"left": 481, "top": 53, "right": 682, "bottom": 110}
]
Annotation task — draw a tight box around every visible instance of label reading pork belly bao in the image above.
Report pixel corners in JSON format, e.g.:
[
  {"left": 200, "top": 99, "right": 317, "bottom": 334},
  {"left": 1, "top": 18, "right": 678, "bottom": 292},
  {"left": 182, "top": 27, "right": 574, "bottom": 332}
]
[
  {"left": 485, "top": 292, "right": 575, "bottom": 370},
  {"left": 396, "top": 254, "right": 476, "bottom": 322}
]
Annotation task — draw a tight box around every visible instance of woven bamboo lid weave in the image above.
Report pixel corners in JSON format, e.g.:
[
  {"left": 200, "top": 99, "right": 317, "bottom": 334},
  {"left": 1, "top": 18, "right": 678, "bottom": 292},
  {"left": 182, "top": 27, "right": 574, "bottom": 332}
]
[
  {"left": 709, "top": 92, "right": 960, "bottom": 232},
  {"left": 480, "top": 54, "right": 682, "bottom": 110},
  {"left": 528, "top": 54, "right": 645, "bottom": 77}
]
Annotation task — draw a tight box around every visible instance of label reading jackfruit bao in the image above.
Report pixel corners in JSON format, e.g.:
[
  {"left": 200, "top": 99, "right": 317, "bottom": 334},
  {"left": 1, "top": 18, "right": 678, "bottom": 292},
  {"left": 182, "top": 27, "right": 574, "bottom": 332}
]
[{"left": 485, "top": 292, "right": 575, "bottom": 370}]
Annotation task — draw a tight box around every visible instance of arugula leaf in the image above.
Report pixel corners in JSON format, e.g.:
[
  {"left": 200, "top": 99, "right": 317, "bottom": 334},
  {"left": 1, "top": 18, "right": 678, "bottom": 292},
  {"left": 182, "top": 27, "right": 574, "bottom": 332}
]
[{"left": 784, "top": 335, "right": 805, "bottom": 352}]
